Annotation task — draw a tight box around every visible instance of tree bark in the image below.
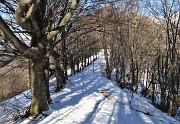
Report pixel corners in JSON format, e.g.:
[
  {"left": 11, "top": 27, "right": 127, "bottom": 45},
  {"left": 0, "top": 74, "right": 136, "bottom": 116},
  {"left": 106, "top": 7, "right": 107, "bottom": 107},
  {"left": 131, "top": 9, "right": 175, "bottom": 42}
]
[
  {"left": 131, "top": 58, "right": 135, "bottom": 90},
  {"left": 0, "top": 79, "right": 3, "bottom": 101},
  {"left": 28, "top": 58, "right": 48, "bottom": 116},
  {"left": 43, "top": 57, "right": 51, "bottom": 104},
  {"left": 71, "top": 57, "right": 75, "bottom": 76},
  {"left": 53, "top": 52, "right": 65, "bottom": 92},
  {"left": 55, "top": 63, "right": 65, "bottom": 92}
]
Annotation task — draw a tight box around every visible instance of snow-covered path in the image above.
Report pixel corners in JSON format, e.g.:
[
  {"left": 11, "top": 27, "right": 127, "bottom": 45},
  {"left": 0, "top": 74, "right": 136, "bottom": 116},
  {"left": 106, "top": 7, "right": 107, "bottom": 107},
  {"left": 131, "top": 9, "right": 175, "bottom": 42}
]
[{"left": 1, "top": 54, "right": 179, "bottom": 124}]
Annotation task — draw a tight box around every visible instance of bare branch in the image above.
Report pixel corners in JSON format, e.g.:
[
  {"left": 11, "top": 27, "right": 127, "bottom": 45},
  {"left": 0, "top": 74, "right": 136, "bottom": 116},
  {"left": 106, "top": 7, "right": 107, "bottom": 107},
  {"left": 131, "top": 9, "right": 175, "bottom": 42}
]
[
  {"left": 47, "top": 0, "right": 80, "bottom": 40},
  {"left": 15, "top": 0, "right": 39, "bottom": 30},
  {"left": 0, "top": 16, "right": 29, "bottom": 54}
]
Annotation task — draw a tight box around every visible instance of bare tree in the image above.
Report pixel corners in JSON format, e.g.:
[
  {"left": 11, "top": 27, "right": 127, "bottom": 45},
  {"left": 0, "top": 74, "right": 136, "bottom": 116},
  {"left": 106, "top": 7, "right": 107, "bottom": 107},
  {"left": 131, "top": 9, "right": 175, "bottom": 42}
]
[
  {"left": 147, "top": 0, "right": 180, "bottom": 116},
  {"left": 0, "top": 0, "right": 85, "bottom": 116}
]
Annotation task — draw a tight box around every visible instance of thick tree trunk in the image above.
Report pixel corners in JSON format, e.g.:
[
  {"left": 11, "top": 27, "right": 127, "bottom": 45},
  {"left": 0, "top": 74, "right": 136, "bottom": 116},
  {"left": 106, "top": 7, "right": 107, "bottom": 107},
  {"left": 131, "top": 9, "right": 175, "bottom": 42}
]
[
  {"left": 53, "top": 55, "right": 65, "bottom": 92},
  {"left": 55, "top": 64, "right": 65, "bottom": 92},
  {"left": 160, "top": 87, "right": 166, "bottom": 111},
  {"left": 28, "top": 59, "right": 48, "bottom": 116},
  {"left": 43, "top": 58, "right": 51, "bottom": 104},
  {"left": 71, "top": 57, "right": 75, "bottom": 76}
]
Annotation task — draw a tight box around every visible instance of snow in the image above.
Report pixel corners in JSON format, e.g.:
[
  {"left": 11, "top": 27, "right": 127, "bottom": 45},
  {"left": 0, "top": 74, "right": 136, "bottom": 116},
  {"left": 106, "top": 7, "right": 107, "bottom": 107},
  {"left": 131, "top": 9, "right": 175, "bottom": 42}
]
[
  {"left": 0, "top": 53, "right": 179, "bottom": 124},
  {"left": 175, "top": 108, "right": 180, "bottom": 122}
]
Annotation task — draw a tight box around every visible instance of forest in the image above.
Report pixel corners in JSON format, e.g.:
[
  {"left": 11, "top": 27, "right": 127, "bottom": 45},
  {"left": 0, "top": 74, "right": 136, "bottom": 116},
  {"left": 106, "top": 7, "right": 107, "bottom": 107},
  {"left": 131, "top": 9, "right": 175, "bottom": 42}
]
[{"left": 0, "top": 0, "right": 179, "bottom": 123}]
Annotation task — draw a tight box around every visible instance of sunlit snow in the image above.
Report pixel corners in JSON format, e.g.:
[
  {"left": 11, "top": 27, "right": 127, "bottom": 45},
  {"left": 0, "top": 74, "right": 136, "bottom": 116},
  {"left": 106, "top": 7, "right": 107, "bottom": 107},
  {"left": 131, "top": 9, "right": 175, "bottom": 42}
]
[{"left": 0, "top": 52, "right": 179, "bottom": 124}]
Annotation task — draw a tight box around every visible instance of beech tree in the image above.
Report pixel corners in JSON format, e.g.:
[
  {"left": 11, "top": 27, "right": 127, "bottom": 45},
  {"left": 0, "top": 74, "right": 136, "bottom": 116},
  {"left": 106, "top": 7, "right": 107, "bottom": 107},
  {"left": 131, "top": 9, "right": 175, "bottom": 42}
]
[
  {"left": 0, "top": 0, "right": 87, "bottom": 116},
  {"left": 97, "top": 0, "right": 179, "bottom": 116},
  {"left": 145, "top": 0, "right": 180, "bottom": 116}
]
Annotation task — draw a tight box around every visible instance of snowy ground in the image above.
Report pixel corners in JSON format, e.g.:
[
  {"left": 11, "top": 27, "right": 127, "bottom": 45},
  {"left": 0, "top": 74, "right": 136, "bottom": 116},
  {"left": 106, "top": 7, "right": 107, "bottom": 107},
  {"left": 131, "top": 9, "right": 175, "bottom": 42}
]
[{"left": 0, "top": 53, "right": 179, "bottom": 124}]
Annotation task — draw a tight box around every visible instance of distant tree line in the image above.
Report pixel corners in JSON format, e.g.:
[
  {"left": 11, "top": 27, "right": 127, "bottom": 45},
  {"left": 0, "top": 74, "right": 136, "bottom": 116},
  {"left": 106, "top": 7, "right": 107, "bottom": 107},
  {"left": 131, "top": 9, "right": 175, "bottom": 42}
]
[{"left": 94, "top": 0, "right": 179, "bottom": 117}]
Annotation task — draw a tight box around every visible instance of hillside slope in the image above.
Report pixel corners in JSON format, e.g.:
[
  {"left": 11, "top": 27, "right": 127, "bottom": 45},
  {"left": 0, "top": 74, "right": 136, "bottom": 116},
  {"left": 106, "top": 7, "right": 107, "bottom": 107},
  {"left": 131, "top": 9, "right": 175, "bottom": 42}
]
[{"left": 0, "top": 54, "right": 179, "bottom": 124}]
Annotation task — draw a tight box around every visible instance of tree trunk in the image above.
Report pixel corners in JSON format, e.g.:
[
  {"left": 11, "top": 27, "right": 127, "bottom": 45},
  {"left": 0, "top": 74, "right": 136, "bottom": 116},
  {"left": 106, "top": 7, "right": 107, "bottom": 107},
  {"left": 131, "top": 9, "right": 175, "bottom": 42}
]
[
  {"left": 28, "top": 59, "right": 32, "bottom": 88},
  {"left": 62, "top": 39, "right": 68, "bottom": 79},
  {"left": 0, "top": 79, "right": 3, "bottom": 101},
  {"left": 131, "top": 58, "right": 135, "bottom": 91},
  {"left": 54, "top": 55, "right": 65, "bottom": 92},
  {"left": 81, "top": 57, "right": 84, "bottom": 70},
  {"left": 93, "top": 55, "right": 95, "bottom": 73},
  {"left": 104, "top": 50, "right": 111, "bottom": 79},
  {"left": 168, "top": 95, "right": 173, "bottom": 116},
  {"left": 43, "top": 57, "right": 51, "bottom": 104},
  {"left": 55, "top": 64, "right": 65, "bottom": 92},
  {"left": 84, "top": 56, "right": 87, "bottom": 67},
  {"left": 121, "top": 57, "right": 125, "bottom": 86},
  {"left": 76, "top": 59, "right": 80, "bottom": 72},
  {"left": 87, "top": 56, "right": 90, "bottom": 65},
  {"left": 71, "top": 57, "right": 75, "bottom": 76},
  {"left": 64, "top": 54, "right": 68, "bottom": 80},
  {"left": 28, "top": 58, "right": 48, "bottom": 116},
  {"left": 135, "top": 61, "right": 139, "bottom": 92},
  {"left": 160, "top": 87, "right": 166, "bottom": 111},
  {"left": 152, "top": 81, "right": 155, "bottom": 105}
]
